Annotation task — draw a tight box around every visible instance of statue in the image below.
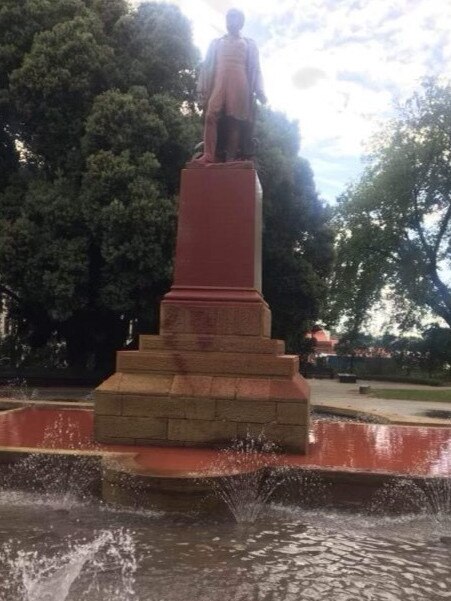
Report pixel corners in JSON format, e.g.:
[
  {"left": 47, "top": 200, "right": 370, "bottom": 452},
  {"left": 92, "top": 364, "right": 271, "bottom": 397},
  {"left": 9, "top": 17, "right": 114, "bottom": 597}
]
[{"left": 194, "top": 8, "right": 266, "bottom": 164}]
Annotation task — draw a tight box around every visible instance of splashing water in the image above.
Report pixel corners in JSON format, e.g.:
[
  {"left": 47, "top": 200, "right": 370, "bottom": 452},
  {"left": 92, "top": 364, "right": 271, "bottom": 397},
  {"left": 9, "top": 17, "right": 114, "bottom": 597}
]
[
  {"left": 205, "top": 435, "right": 325, "bottom": 523},
  {"left": 40, "top": 411, "right": 98, "bottom": 451},
  {"left": 1, "top": 412, "right": 101, "bottom": 507},
  {"left": 0, "top": 530, "right": 137, "bottom": 601},
  {"left": 1, "top": 490, "right": 450, "bottom": 601},
  {"left": 0, "top": 378, "right": 39, "bottom": 401},
  {"left": 3, "top": 453, "right": 100, "bottom": 507},
  {"left": 204, "top": 436, "right": 283, "bottom": 523},
  {"left": 418, "top": 478, "right": 451, "bottom": 518},
  {"left": 370, "top": 477, "right": 451, "bottom": 523}
]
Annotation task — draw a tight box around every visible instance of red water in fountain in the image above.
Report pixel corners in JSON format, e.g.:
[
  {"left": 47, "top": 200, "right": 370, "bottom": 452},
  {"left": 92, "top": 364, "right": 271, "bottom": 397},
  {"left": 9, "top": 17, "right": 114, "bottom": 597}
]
[{"left": 0, "top": 407, "right": 449, "bottom": 477}]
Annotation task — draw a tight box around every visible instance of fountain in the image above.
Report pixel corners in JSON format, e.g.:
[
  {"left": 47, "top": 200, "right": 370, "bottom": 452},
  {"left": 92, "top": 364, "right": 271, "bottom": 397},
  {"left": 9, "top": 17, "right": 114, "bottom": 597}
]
[
  {"left": 0, "top": 484, "right": 450, "bottom": 600},
  {"left": 0, "top": 15, "right": 450, "bottom": 598},
  {"left": 0, "top": 522, "right": 137, "bottom": 601},
  {"left": 0, "top": 400, "right": 450, "bottom": 599}
]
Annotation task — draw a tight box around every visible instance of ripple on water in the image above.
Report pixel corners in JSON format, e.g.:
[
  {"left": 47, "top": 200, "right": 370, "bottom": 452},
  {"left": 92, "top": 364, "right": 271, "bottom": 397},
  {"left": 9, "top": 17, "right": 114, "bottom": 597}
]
[{"left": 0, "top": 495, "right": 449, "bottom": 601}]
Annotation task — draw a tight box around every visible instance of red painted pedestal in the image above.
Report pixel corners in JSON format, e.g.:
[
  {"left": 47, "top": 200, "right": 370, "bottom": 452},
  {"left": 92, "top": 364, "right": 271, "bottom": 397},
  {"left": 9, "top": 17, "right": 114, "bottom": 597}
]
[{"left": 94, "top": 166, "right": 310, "bottom": 452}]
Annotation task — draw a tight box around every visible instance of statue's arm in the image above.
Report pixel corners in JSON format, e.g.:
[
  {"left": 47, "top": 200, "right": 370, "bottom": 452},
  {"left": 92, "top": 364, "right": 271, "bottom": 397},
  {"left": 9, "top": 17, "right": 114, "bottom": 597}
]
[
  {"left": 248, "top": 40, "right": 267, "bottom": 104},
  {"left": 197, "top": 40, "right": 218, "bottom": 106}
]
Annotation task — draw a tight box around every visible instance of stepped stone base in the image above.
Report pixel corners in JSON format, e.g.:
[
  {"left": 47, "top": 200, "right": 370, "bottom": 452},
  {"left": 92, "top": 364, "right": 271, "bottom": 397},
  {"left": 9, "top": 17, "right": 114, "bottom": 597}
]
[
  {"left": 95, "top": 334, "right": 309, "bottom": 452},
  {"left": 94, "top": 167, "right": 310, "bottom": 452}
]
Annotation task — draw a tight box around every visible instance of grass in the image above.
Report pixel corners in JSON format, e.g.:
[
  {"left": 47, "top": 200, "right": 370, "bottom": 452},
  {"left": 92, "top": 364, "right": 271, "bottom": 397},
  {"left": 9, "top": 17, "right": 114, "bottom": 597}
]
[{"left": 371, "top": 388, "right": 451, "bottom": 402}]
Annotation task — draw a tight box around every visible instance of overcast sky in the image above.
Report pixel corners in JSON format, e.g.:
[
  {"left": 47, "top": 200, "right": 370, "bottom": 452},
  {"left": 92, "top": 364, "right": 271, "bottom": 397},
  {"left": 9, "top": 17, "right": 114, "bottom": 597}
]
[{"left": 134, "top": 0, "right": 451, "bottom": 202}]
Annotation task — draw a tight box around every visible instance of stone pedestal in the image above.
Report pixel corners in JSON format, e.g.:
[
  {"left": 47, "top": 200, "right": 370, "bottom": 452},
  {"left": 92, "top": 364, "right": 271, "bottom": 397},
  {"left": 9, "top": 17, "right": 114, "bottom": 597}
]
[{"left": 94, "top": 166, "right": 310, "bottom": 452}]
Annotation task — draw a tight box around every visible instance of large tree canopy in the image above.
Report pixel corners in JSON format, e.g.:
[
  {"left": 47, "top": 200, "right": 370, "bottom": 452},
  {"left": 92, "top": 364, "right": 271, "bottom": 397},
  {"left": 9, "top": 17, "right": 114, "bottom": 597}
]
[
  {"left": 0, "top": 0, "right": 199, "bottom": 369},
  {"left": 256, "top": 108, "right": 334, "bottom": 351},
  {"left": 328, "top": 80, "right": 451, "bottom": 332},
  {"left": 0, "top": 1, "right": 333, "bottom": 369}
]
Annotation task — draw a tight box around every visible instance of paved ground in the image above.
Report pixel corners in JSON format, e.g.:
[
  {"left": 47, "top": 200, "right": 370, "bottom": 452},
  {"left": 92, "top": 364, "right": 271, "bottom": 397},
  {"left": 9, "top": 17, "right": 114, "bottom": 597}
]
[
  {"left": 310, "top": 378, "right": 451, "bottom": 426},
  {"left": 1, "top": 380, "right": 451, "bottom": 427}
]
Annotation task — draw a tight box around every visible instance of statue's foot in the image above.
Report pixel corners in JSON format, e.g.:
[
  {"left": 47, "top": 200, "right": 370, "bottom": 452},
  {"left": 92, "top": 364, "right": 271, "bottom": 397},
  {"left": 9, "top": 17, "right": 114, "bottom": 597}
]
[
  {"left": 191, "top": 155, "right": 215, "bottom": 165},
  {"left": 186, "top": 155, "right": 254, "bottom": 169}
]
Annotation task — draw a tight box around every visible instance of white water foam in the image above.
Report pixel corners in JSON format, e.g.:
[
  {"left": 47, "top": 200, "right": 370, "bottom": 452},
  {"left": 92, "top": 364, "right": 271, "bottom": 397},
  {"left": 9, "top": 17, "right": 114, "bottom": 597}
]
[{"left": 0, "top": 530, "right": 137, "bottom": 601}]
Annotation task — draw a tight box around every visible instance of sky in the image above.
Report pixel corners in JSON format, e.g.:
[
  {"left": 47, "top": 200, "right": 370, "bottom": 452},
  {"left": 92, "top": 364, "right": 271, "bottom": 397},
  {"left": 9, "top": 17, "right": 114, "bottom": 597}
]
[{"left": 133, "top": 0, "right": 451, "bottom": 202}]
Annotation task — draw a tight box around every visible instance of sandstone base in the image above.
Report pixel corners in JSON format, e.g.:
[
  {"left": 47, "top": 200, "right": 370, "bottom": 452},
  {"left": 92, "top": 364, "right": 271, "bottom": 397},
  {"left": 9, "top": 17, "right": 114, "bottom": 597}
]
[
  {"left": 95, "top": 329, "right": 310, "bottom": 453},
  {"left": 94, "top": 167, "right": 310, "bottom": 452}
]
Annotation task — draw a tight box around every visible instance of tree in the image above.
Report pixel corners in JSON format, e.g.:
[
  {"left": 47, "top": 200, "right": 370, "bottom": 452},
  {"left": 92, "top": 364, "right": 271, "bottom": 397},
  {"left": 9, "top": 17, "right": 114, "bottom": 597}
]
[
  {"left": 334, "top": 331, "right": 374, "bottom": 371},
  {"left": 0, "top": 0, "right": 199, "bottom": 369},
  {"left": 256, "top": 108, "right": 334, "bottom": 351},
  {"left": 328, "top": 80, "right": 451, "bottom": 332},
  {"left": 417, "top": 325, "right": 451, "bottom": 376},
  {"left": 0, "top": 1, "right": 332, "bottom": 369}
]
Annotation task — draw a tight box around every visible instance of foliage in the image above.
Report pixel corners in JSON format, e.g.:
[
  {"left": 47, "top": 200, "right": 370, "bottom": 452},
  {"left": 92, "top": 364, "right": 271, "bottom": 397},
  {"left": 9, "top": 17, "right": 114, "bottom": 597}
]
[
  {"left": 333, "top": 324, "right": 451, "bottom": 378},
  {"left": 416, "top": 325, "right": 451, "bottom": 376},
  {"left": 333, "top": 331, "right": 376, "bottom": 371},
  {"left": 387, "top": 336, "right": 422, "bottom": 374},
  {"left": 328, "top": 79, "right": 451, "bottom": 332},
  {"left": 359, "top": 375, "right": 445, "bottom": 386},
  {"left": 334, "top": 331, "right": 375, "bottom": 357},
  {"left": 370, "top": 388, "right": 451, "bottom": 401},
  {"left": 256, "top": 108, "right": 334, "bottom": 351},
  {"left": 0, "top": 0, "right": 200, "bottom": 369},
  {"left": 0, "top": 1, "right": 333, "bottom": 367}
]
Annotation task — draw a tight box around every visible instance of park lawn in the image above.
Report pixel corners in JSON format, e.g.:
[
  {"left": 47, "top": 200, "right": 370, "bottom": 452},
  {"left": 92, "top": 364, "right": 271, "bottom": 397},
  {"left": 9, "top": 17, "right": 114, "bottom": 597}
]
[{"left": 371, "top": 388, "right": 451, "bottom": 402}]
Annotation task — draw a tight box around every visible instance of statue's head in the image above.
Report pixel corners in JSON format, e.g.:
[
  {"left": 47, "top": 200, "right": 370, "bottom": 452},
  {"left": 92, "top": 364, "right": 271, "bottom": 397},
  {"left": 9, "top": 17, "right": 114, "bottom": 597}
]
[{"left": 226, "top": 8, "right": 245, "bottom": 35}]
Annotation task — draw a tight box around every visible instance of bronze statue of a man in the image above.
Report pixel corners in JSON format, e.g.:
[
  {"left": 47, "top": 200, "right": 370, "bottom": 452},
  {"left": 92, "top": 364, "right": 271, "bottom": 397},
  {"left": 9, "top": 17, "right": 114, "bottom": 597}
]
[{"left": 195, "top": 8, "right": 266, "bottom": 164}]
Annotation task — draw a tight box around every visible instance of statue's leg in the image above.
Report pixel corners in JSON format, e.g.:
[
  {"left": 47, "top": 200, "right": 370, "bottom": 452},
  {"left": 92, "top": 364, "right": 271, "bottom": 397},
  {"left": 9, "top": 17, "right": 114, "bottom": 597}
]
[
  {"left": 203, "top": 110, "right": 220, "bottom": 162},
  {"left": 225, "top": 117, "right": 241, "bottom": 161}
]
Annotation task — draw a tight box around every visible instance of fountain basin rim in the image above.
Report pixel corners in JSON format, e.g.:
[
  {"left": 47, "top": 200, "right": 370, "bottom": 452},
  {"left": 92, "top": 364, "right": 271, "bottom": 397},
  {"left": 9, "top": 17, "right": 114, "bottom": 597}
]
[{"left": 2, "top": 445, "right": 447, "bottom": 483}]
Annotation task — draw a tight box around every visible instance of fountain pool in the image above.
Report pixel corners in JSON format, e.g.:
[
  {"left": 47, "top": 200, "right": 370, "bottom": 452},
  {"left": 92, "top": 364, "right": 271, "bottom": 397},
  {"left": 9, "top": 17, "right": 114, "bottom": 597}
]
[
  {"left": 0, "top": 405, "right": 450, "bottom": 600},
  {"left": 0, "top": 490, "right": 450, "bottom": 601}
]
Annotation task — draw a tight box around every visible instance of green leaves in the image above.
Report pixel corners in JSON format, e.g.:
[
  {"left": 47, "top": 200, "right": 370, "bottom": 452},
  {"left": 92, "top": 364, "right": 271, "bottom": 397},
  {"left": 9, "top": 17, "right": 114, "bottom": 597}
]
[
  {"left": 0, "top": 177, "right": 89, "bottom": 321},
  {"left": 10, "top": 13, "right": 113, "bottom": 167},
  {"left": 112, "top": 2, "right": 199, "bottom": 100},
  {"left": 83, "top": 88, "right": 168, "bottom": 158},
  {"left": 0, "top": 1, "right": 198, "bottom": 368},
  {"left": 0, "top": 0, "right": 331, "bottom": 367},
  {"left": 256, "top": 108, "right": 334, "bottom": 351},
  {"left": 329, "top": 79, "right": 451, "bottom": 332}
]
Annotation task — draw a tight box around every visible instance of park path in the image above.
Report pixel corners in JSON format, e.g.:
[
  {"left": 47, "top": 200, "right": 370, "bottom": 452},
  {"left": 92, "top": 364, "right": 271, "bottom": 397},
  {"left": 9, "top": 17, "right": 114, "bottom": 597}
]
[{"left": 310, "top": 378, "right": 451, "bottom": 426}]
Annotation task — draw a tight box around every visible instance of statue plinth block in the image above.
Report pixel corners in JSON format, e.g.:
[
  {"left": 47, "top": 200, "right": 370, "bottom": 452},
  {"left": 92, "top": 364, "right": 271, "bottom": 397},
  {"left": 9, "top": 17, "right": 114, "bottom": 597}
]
[
  {"left": 160, "top": 300, "right": 271, "bottom": 337},
  {"left": 139, "top": 334, "right": 285, "bottom": 354},
  {"left": 165, "top": 167, "right": 262, "bottom": 297},
  {"left": 95, "top": 167, "right": 310, "bottom": 453}
]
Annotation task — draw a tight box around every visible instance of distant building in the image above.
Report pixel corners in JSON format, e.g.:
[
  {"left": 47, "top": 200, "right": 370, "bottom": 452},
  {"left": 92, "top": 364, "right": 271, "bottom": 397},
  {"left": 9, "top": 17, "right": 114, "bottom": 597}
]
[{"left": 306, "top": 327, "right": 338, "bottom": 356}]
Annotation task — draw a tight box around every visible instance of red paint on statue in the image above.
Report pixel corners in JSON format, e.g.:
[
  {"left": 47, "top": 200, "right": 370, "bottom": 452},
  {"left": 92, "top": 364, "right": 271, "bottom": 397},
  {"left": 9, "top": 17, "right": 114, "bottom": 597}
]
[{"left": 165, "top": 168, "right": 262, "bottom": 300}]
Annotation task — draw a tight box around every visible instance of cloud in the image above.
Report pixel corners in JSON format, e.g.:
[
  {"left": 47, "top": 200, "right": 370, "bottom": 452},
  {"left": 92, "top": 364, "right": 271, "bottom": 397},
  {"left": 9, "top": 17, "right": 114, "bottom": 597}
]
[
  {"left": 132, "top": 0, "right": 451, "bottom": 201},
  {"left": 203, "top": 0, "right": 234, "bottom": 12},
  {"left": 293, "top": 67, "right": 326, "bottom": 90}
]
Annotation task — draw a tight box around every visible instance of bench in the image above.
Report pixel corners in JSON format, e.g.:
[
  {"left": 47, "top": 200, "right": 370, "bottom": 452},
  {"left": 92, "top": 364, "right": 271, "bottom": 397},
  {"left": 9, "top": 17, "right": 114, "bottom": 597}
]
[{"left": 338, "top": 373, "right": 357, "bottom": 383}]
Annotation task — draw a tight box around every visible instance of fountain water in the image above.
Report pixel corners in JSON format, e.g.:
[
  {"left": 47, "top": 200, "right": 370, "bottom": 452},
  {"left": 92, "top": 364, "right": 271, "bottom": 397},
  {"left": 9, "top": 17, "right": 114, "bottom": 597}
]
[
  {"left": 1, "top": 491, "right": 450, "bottom": 601},
  {"left": 1, "top": 412, "right": 101, "bottom": 506},
  {"left": 205, "top": 435, "right": 329, "bottom": 522},
  {"left": 370, "top": 477, "right": 451, "bottom": 523},
  {"left": 0, "top": 528, "right": 137, "bottom": 601},
  {"left": 204, "top": 435, "right": 287, "bottom": 523},
  {"left": 0, "top": 378, "right": 39, "bottom": 402},
  {"left": 0, "top": 406, "right": 450, "bottom": 600}
]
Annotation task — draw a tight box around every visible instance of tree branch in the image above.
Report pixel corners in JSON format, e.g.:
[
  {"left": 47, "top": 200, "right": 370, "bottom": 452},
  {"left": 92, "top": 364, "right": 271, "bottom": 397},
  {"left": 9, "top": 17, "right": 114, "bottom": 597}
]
[
  {"left": 0, "top": 284, "right": 21, "bottom": 305},
  {"left": 411, "top": 187, "right": 435, "bottom": 265},
  {"left": 433, "top": 201, "right": 451, "bottom": 258}
]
